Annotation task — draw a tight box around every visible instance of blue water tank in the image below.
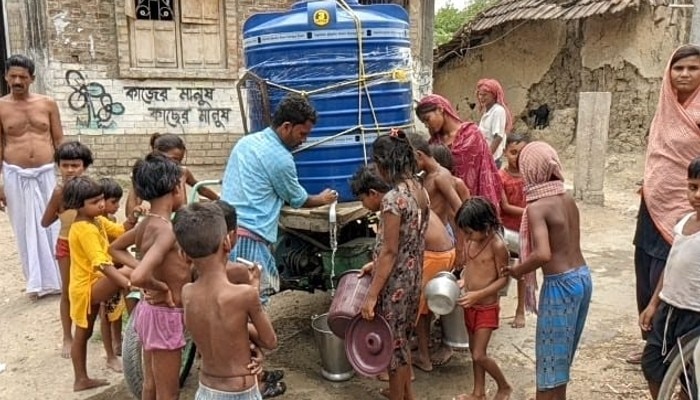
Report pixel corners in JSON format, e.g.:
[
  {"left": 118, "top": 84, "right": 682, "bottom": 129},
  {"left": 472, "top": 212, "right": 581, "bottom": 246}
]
[{"left": 242, "top": 0, "right": 412, "bottom": 202}]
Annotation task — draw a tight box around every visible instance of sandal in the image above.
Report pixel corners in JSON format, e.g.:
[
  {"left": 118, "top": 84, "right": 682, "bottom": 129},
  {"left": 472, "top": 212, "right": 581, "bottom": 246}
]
[
  {"left": 261, "top": 381, "right": 286, "bottom": 399},
  {"left": 261, "top": 369, "right": 285, "bottom": 384}
]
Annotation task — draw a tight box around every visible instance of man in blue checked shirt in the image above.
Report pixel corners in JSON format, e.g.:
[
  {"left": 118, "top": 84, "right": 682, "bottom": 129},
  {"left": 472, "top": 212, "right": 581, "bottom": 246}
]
[{"left": 221, "top": 94, "right": 337, "bottom": 306}]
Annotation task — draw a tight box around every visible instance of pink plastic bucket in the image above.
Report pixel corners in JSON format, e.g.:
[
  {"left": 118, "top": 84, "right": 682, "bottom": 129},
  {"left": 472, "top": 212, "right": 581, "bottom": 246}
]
[{"left": 327, "top": 269, "right": 371, "bottom": 339}]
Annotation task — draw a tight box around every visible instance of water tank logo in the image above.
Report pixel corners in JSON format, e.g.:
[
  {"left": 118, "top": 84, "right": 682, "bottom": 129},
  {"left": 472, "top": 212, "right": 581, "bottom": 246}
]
[{"left": 313, "top": 9, "right": 330, "bottom": 27}]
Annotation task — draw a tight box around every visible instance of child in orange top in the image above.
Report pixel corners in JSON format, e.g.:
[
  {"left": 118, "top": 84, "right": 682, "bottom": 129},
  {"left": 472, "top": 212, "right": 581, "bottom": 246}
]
[
  {"left": 41, "top": 141, "right": 94, "bottom": 359},
  {"left": 498, "top": 134, "right": 529, "bottom": 328},
  {"left": 455, "top": 197, "right": 511, "bottom": 400},
  {"left": 64, "top": 176, "right": 134, "bottom": 392},
  {"left": 429, "top": 142, "right": 475, "bottom": 366}
]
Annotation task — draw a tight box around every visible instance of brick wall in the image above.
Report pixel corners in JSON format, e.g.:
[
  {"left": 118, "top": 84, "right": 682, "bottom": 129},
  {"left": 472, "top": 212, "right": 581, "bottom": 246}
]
[
  {"left": 8, "top": 0, "right": 428, "bottom": 175},
  {"left": 39, "top": 0, "right": 296, "bottom": 175},
  {"left": 47, "top": 0, "right": 119, "bottom": 68},
  {"left": 77, "top": 133, "right": 237, "bottom": 177},
  {"left": 49, "top": 63, "right": 244, "bottom": 175}
]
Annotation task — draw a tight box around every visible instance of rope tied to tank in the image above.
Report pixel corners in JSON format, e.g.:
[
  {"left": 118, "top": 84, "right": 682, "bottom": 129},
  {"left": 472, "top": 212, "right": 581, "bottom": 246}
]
[
  {"left": 241, "top": 0, "right": 412, "bottom": 161},
  {"left": 261, "top": 70, "right": 409, "bottom": 102},
  {"left": 238, "top": 1, "right": 412, "bottom": 293}
]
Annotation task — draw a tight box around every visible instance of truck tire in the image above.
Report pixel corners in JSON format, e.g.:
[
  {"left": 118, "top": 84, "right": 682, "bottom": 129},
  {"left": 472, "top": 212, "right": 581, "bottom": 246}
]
[{"left": 180, "top": 336, "right": 197, "bottom": 387}]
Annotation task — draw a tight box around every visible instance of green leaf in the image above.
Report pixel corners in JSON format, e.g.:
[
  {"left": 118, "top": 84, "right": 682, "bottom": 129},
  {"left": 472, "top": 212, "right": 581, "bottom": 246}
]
[{"left": 435, "top": 0, "right": 500, "bottom": 46}]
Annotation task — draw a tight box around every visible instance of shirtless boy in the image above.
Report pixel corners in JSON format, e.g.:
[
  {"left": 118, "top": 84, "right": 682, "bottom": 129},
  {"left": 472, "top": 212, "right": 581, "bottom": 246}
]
[
  {"left": 454, "top": 197, "right": 511, "bottom": 400},
  {"left": 409, "top": 134, "right": 463, "bottom": 232},
  {"left": 109, "top": 154, "right": 188, "bottom": 400},
  {"left": 214, "top": 199, "right": 287, "bottom": 397},
  {"left": 350, "top": 164, "right": 456, "bottom": 373},
  {"left": 174, "top": 202, "right": 277, "bottom": 400},
  {"left": 409, "top": 134, "right": 467, "bottom": 367},
  {"left": 503, "top": 142, "right": 592, "bottom": 400},
  {"left": 0, "top": 54, "right": 64, "bottom": 298},
  {"left": 430, "top": 143, "right": 471, "bottom": 202}
]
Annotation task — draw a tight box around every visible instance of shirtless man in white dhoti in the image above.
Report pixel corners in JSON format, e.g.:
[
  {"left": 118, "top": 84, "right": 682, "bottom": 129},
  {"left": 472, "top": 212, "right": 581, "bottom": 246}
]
[{"left": 0, "top": 54, "right": 64, "bottom": 298}]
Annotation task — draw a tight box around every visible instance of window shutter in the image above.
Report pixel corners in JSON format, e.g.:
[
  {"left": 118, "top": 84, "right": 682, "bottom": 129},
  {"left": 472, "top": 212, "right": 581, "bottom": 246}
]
[
  {"left": 181, "top": 24, "right": 203, "bottom": 68},
  {"left": 181, "top": 0, "right": 218, "bottom": 24},
  {"left": 181, "top": 23, "right": 222, "bottom": 69},
  {"left": 201, "top": 0, "right": 218, "bottom": 23},
  {"left": 133, "top": 20, "right": 177, "bottom": 68},
  {"left": 154, "top": 21, "right": 178, "bottom": 68},
  {"left": 133, "top": 20, "right": 156, "bottom": 67},
  {"left": 202, "top": 24, "right": 223, "bottom": 67},
  {"left": 125, "top": 0, "right": 136, "bottom": 19}
]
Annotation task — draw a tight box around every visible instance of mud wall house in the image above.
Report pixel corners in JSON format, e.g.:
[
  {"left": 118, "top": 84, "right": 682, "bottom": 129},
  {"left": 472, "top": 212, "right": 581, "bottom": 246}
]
[
  {"left": 433, "top": 0, "right": 691, "bottom": 153},
  {"left": 2, "top": 0, "right": 433, "bottom": 175}
]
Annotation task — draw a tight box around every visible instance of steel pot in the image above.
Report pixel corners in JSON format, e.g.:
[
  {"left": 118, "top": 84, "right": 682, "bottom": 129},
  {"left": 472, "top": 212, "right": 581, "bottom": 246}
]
[
  {"left": 440, "top": 305, "right": 469, "bottom": 350},
  {"left": 424, "top": 271, "right": 461, "bottom": 316}
]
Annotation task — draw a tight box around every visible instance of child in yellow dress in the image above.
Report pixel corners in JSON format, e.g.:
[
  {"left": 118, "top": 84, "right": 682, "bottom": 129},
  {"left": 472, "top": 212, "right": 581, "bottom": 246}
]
[{"left": 64, "top": 176, "right": 134, "bottom": 392}]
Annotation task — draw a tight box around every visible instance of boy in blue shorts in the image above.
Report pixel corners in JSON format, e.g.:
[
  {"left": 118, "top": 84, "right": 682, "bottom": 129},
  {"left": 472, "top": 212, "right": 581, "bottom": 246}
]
[{"left": 503, "top": 141, "right": 592, "bottom": 400}]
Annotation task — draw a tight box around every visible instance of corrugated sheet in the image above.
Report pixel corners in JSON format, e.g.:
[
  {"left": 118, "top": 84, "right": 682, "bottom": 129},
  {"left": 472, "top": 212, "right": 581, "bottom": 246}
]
[
  {"left": 470, "top": 0, "right": 654, "bottom": 31},
  {"left": 436, "top": 0, "right": 670, "bottom": 65}
]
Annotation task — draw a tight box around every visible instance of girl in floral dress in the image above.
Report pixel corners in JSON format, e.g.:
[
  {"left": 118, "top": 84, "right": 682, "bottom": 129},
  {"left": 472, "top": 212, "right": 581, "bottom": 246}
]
[{"left": 360, "top": 130, "right": 430, "bottom": 400}]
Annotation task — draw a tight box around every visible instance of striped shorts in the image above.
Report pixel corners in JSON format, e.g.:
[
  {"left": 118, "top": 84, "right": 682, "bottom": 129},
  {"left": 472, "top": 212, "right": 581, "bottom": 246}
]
[
  {"left": 229, "top": 236, "right": 278, "bottom": 306},
  {"left": 195, "top": 383, "right": 262, "bottom": 400}
]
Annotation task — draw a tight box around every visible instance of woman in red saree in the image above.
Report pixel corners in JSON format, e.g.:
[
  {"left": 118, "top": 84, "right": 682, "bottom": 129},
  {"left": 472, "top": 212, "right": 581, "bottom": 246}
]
[
  {"left": 629, "top": 45, "right": 700, "bottom": 364},
  {"left": 415, "top": 94, "right": 502, "bottom": 212}
]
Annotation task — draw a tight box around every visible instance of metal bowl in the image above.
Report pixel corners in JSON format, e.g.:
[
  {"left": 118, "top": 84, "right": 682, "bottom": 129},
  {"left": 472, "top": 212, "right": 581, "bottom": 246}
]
[{"left": 424, "top": 271, "right": 461, "bottom": 315}]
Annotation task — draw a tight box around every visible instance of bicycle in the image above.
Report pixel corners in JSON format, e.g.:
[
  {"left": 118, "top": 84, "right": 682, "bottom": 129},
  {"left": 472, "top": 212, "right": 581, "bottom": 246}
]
[
  {"left": 657, "top": 326, "right": 700, "bottom": 400},
  {"left": 122, "top": 179, "right": 220, "bottom": 399}
]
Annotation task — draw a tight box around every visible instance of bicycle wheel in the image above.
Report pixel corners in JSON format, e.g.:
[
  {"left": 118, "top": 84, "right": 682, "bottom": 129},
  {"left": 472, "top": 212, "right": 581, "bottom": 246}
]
[{"left": 658, "top": 334, "right": 699, "bottom": 400}]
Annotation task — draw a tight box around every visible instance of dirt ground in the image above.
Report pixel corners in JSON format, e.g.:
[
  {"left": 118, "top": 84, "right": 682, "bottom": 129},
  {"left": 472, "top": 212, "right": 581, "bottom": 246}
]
[{"left": 0, "top": 152, "right": 655, "bottom": 400}]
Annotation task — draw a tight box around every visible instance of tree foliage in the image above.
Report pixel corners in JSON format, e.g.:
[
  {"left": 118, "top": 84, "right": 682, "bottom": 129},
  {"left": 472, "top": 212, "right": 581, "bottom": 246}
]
[{"left": 435, "top": 0, "right": 500, "bottom": 46}]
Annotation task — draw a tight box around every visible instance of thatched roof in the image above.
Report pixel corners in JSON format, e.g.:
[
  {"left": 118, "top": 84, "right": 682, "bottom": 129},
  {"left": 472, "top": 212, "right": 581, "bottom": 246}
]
[{"left": 435, "top": 0, "right": 671, "bottom": 66}]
